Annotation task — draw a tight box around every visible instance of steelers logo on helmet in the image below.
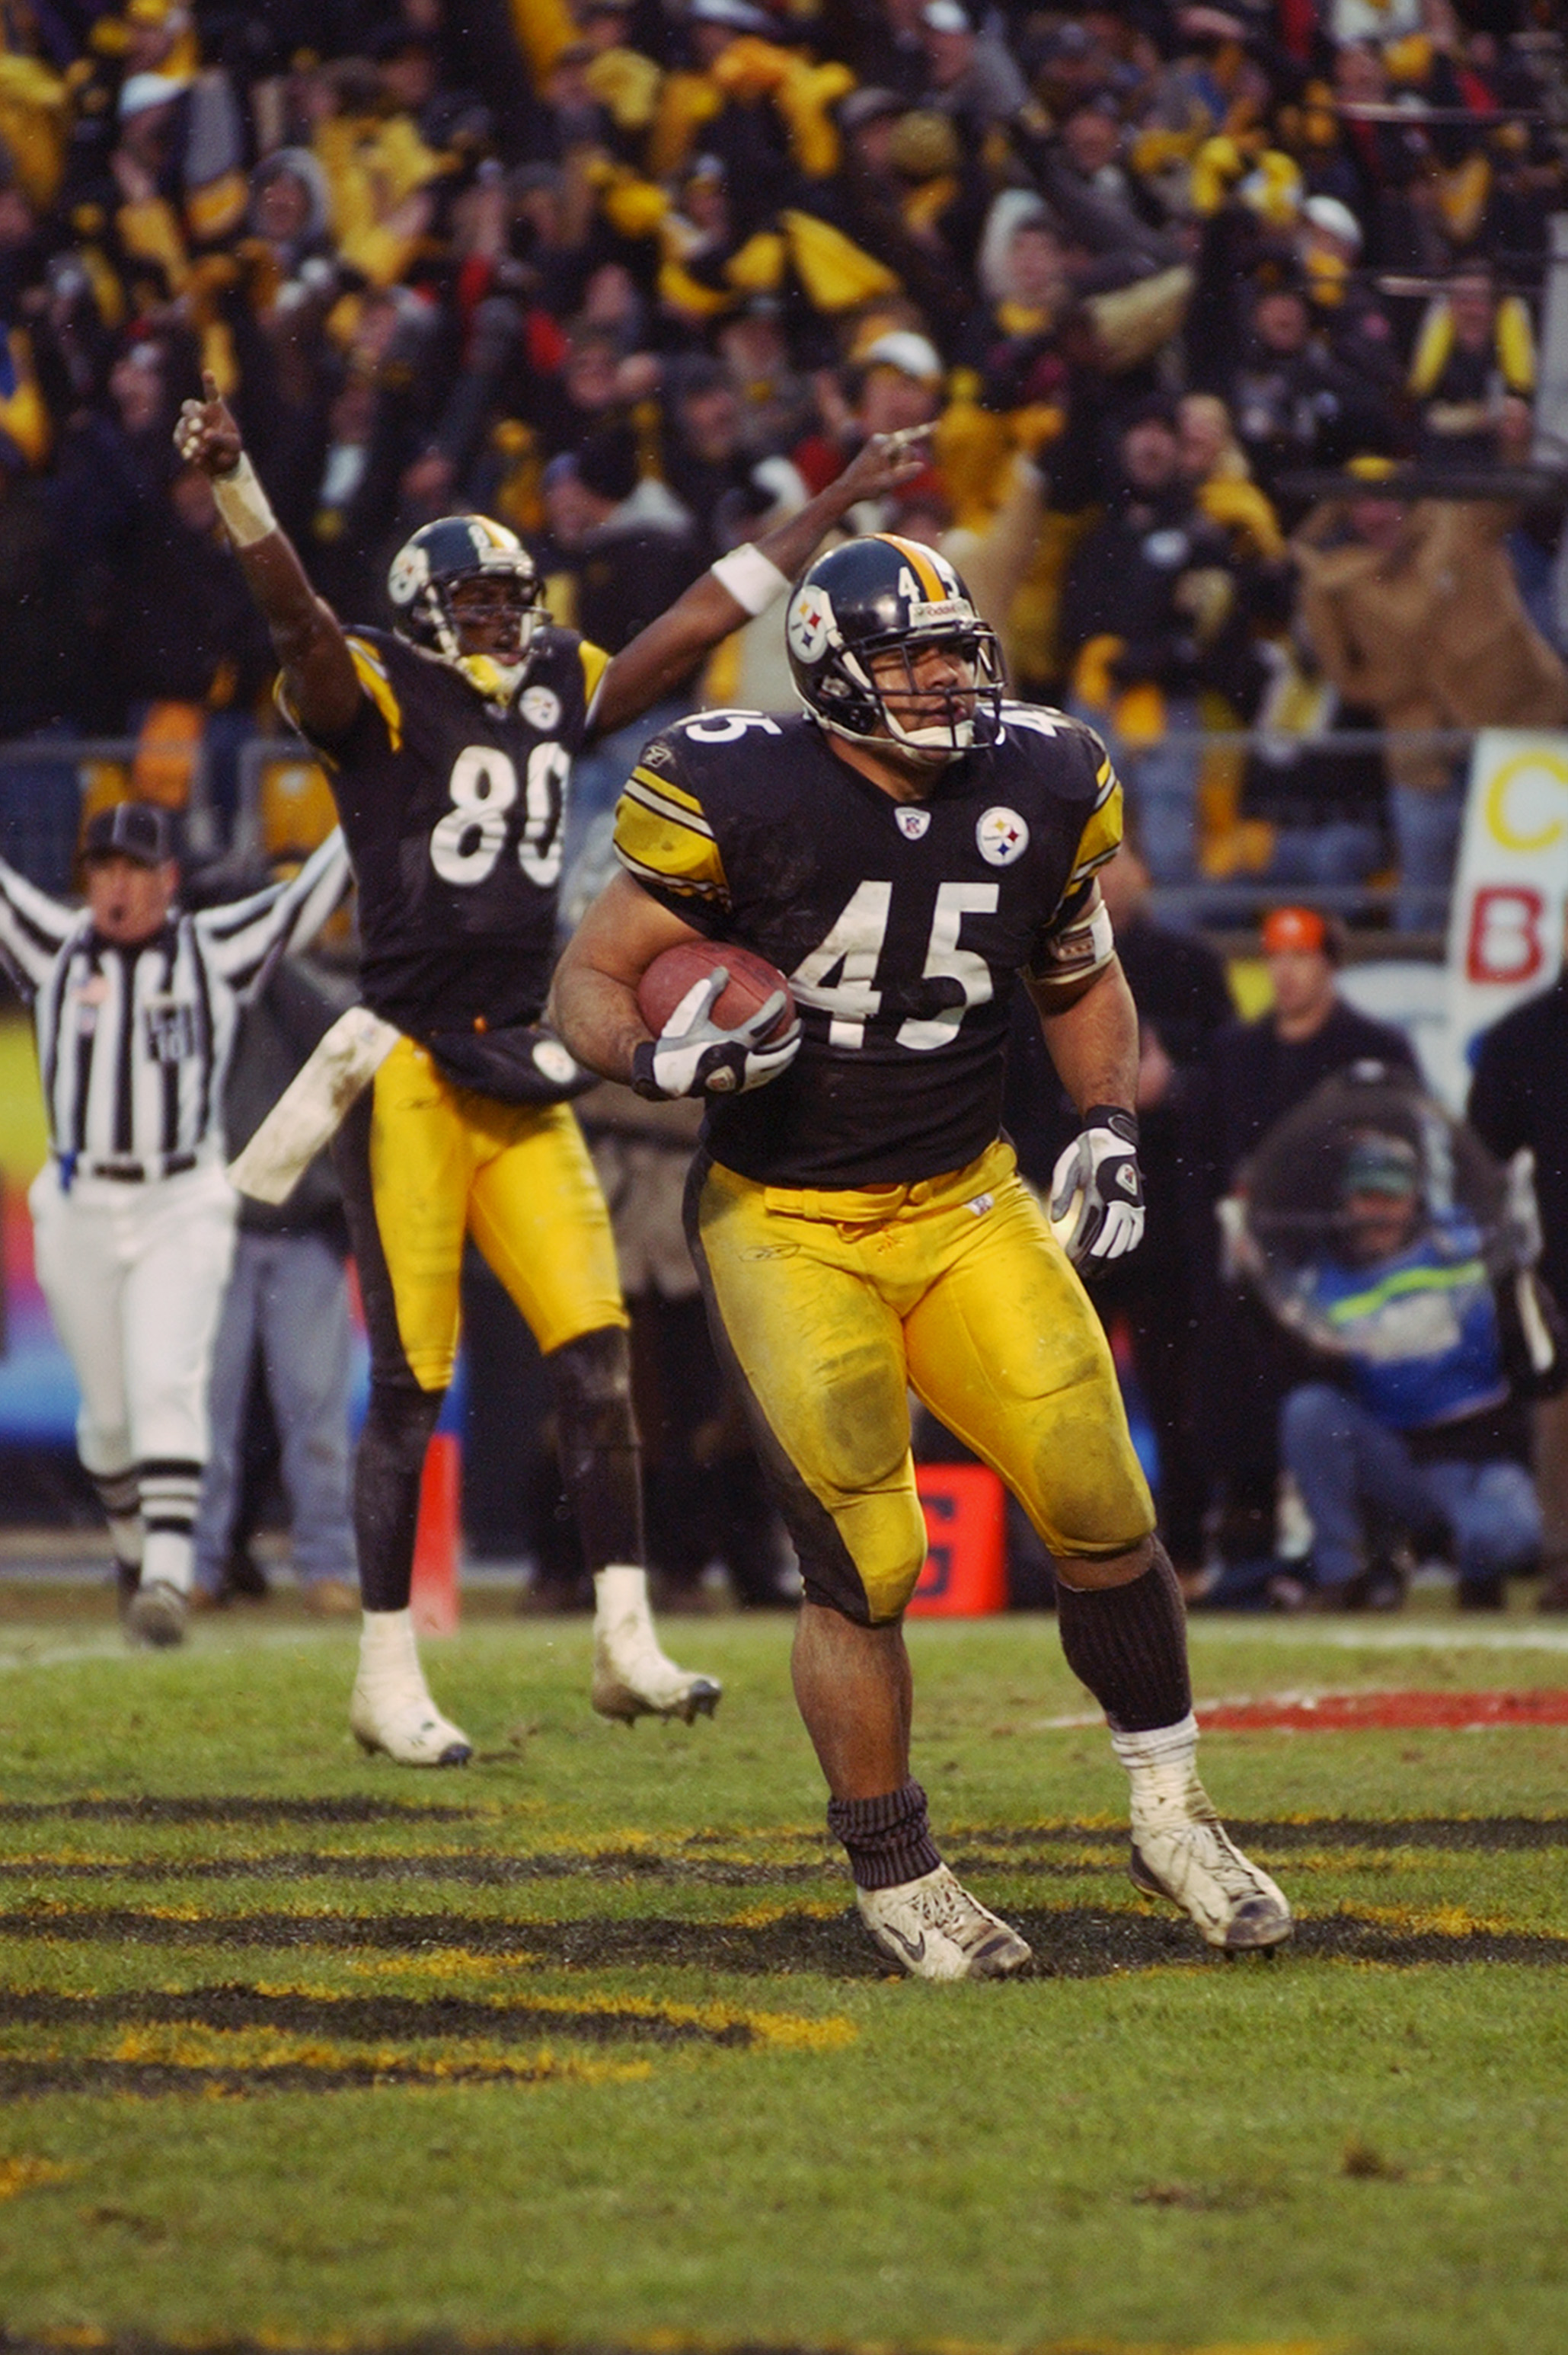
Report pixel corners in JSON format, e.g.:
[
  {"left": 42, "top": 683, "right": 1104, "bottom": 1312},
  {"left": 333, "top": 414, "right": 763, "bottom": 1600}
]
[
  {"left": 977, "top": 806, "right": 1030, "bottom": 865},
  {"left": 785, "top": 534, "right": 1004, "bottom": 764},
  {"left": 386, "top": 514, "right": 545, "bottom": 698},
  {"left": 787, "top": 583, "right": 835, "bottom": 665},
  {"left": 388, "top": 542, "right": 430, "bottom": 608}
]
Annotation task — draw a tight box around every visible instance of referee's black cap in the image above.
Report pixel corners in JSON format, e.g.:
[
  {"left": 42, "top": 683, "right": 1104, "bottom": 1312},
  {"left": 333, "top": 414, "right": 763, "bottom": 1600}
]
[{"left": 83, "top": 802, "right": 174, "bottom": 868}]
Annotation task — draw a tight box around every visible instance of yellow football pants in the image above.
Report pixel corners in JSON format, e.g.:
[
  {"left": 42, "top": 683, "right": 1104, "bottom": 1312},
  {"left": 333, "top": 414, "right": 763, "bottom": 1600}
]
[
  {"left": 342, "top": 1036, "right": 626, "bottom": 1394},
  {"left": 687, "top": 1138, "right": 1154, "bottom": 1624}
]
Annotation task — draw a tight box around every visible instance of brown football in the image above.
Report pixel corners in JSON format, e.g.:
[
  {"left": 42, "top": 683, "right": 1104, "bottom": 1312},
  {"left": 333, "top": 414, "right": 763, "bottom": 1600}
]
[{"left": 637, "top": 941, "right": 795, "bottom": 1041}]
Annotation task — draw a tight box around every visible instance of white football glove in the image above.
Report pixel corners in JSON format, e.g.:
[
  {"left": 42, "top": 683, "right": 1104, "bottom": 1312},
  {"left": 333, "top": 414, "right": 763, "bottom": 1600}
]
[
  {"left": 1049, "top": 1107, "right": 1145, "bottom": 1271},
  {"left": 631, "top": 967, "right": 801, "bottom": 1101}
]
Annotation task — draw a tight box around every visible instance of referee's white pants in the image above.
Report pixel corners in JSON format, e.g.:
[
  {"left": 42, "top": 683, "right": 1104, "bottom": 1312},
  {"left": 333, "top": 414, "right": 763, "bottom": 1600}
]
[{"left": 29, "top": 1158, "right": 238, "bottom": 1490}]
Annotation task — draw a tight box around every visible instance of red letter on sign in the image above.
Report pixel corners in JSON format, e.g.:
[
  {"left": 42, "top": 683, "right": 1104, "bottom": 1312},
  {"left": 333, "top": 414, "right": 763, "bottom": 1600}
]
[{"left": 1467, "top": 887, "right": 1545, "bottom": 984}]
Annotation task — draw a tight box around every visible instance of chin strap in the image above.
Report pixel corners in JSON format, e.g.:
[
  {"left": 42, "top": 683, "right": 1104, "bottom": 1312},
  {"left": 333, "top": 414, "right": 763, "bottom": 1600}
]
[
  {"left": 821, "top": 714, "right": 964, "bottom": 770},
  {"left": 455, "top": 652, "right": 527, "bottom": 702},
  {"left": 889, "top": 717, "right": 976, "bottom": 757}
]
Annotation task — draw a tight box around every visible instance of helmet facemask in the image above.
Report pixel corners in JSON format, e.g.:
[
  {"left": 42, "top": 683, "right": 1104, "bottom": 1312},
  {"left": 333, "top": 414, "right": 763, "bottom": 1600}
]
[
  {"left": 388, "top": 520, "right": 544, "bottom": 705},
  {"left": 423, "top": 568, "right": 543, "bottom": 704},
  {"left": 833, "top": 624, "right": 1004, "bottom": 767},
  {"left": 787, "top": 535, "right": 1005, "bottom": 768}
]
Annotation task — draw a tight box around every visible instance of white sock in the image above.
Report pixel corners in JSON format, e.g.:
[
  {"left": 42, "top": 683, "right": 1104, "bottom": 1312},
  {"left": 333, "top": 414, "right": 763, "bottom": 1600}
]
[
  {"left": 358, "top": 1606, "right": 424, "bottom": 1687},
  {"left": 140, "top": 1529, "right": 193, "bottom": 1596},
  {"left": 593, "top": 1564, "right": 651, "bottom": 1628},
  {"left": 1111, "top": 1711, "right": 1199, "bottom": 1810}
]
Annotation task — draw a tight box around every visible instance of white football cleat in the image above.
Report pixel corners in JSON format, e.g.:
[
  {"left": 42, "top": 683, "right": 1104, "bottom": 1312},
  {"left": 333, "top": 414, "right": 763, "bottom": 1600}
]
[
  {"left": 856, "top": 1865, "right": 1033, "bottom": 1981},
  {"left": 591, "top": 1569, "right": 720, "bottom": 1725},
  {"left": 350, "top": 1676, "right": 473, "bottom": 1767},
  {"left": 125, "top": 1580, "right": 187, "bottom": 1649},
  {"left": 1129, "top": 1773, "right": 1292, "bottom": 1951}
]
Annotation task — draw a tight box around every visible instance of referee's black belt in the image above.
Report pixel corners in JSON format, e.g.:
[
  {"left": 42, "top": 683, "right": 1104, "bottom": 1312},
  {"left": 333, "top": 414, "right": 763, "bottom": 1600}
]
[{"left": 69, "top": 1152, "right": 199, "bottom": 1184}]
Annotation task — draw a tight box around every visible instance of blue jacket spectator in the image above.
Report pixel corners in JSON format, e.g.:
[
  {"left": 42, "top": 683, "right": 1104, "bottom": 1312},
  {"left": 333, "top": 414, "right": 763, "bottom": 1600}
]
[{"left": 1274, "top": 1130, "right": 1562, "bottom": 1609}]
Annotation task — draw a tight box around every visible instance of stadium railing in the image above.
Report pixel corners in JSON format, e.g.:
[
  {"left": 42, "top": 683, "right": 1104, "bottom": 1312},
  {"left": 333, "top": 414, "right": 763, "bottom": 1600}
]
[
  {"left": 0, "top": 721, "right": 1493, "bottom": 935},
  {"left": 0, "top": 733, "right": 217, "bottom": 896}
]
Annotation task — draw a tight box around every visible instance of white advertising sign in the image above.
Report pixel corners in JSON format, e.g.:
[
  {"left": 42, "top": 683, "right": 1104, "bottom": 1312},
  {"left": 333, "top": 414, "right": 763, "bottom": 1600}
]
[{"left": 1439, "top": 729, "right": 1568, "bottom": 1110}]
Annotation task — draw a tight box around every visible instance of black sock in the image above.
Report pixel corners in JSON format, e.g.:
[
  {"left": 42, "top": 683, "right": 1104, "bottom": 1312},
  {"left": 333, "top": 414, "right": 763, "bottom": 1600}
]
[
  {"left": 354, "top": 1383, "right": 444, "bottom": 1612},
  {"left": 1055, "top": 1542, "right": 1192, "bottom": 1733},
  {"left": 549, "top": 1326, "right": 644, "bottom": 1571},
  {"left": 826, "top": 1778, "right": 942, "bottom": 1890}
]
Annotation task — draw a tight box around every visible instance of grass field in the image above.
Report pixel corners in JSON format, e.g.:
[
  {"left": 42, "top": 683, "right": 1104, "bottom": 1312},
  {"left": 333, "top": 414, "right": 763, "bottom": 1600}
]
[{"left": 1, "top": 1587, "right": 1567, "bottom": 2355}]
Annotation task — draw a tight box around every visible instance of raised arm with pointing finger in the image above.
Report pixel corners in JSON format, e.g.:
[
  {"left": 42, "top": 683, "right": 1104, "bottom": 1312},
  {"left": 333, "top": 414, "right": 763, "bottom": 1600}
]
[{"left": 175, "top": 372, "right": 927, "bottom": 747}]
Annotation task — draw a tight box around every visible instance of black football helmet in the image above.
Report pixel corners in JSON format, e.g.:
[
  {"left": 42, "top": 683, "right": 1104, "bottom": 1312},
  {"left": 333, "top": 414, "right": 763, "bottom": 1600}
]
[
  {"left": 386, "top": 514, "right": 545, "bottom": 701},
  {"left": 785, "top": 533, "right": 1004, "bottom": 762}
]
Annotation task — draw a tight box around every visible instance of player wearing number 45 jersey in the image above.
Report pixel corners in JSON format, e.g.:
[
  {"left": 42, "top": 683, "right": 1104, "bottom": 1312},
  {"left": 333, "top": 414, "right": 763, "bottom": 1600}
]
[
  {"left": 176, "top": 372, "right": 926, "bottom": 1766},
  {"left": 554, "top": 534, "right": 1292, "bottom": 1973}
]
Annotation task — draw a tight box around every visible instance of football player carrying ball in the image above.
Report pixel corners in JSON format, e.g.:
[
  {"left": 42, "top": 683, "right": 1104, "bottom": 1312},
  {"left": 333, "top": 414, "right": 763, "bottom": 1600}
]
[{"left": 554, "top": 533, "right": 1292, "bottom": 1976}]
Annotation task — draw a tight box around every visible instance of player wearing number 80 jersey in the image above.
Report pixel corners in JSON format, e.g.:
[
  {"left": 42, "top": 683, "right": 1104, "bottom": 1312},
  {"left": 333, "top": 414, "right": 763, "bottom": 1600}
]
[
  {"left": 303, "top": 618, "right": 589, "bottom": 1041},
  {"left": 554, "top": 534, "right": 1292, "bottom": 1976},
  {"left": 177, "top": 374, "right": 926, "bottom": 1769}
]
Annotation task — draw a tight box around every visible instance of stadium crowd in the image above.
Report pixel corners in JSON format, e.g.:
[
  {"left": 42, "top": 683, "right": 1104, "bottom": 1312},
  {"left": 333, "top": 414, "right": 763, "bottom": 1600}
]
[
  {"left": 2, "top": 0, "right": 1568, "bottom": 1626},
  {"left": 0, "top": 0, "right": 1566, "bottom": 903}
]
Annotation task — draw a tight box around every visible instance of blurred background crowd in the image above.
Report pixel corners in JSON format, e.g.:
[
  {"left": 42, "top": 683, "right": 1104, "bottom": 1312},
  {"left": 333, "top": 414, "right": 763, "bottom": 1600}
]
[
  {"left": 2, "top": 0, "right": 1568, "bottom": 1617},
  {"left": 0, "top": 0, "right": 1566, "bottom": 904}
]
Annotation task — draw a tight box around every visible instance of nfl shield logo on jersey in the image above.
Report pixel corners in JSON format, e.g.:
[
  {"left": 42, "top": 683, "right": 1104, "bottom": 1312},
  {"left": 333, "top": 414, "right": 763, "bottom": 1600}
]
[
  {"left": 896, "top": 807, "right": 931, "bottom": 840},
  {"left": 977, "top": 807, "right": 1029, "bottom": 865}
]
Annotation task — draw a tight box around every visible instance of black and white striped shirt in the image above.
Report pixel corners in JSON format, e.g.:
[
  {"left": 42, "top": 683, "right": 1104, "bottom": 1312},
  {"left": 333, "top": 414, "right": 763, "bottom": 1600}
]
[{"left": 0, "top": 831, "right": 349, "bottom": 1172}]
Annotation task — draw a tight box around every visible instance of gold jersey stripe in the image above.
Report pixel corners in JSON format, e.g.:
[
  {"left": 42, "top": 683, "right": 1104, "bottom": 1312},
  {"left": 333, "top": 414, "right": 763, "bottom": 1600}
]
[
  {"left": 580, "top": 640, "right": 611, "bottom": 715},
  {"left": 617, "top": 849, "right": 729, "bottom": 902},
  {"left": 1066, "top": 777, "right": 1123, "bottom": 887},
  {"left": 615, "top": 784, "right": 730, "bottom": 902},
  {"left": 344, "top": 634, "right": 404, "bottom": 753},
  {"left": 628, "top": 763, "right": 708, "bottom": 820},
  {"left": 624, "top": 772, "right": 716, "bottom": 839},
  {"left": 344, "top": 631, "right": 388, "bottom": 677}
]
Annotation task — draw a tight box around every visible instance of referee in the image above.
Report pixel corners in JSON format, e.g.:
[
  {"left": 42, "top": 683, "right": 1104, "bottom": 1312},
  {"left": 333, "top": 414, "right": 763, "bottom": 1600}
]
[{"left": 0, "top": 801, "right": 348, "bottom": 1644}]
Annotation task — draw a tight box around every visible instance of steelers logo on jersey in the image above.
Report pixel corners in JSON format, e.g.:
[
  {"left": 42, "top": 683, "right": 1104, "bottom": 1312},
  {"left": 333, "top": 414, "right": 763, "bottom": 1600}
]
[
  {"left": 896, "top": 807, "right": 931, "bottom": 840},
  {"left": 522, "top": 685, "right": 563, "bottom": 731},
  {"left": 787, "top": 585, "right": 835, "bottom": 663},
  {"left": 977, "top": 807, "right": 1030, "bottom": 865}
]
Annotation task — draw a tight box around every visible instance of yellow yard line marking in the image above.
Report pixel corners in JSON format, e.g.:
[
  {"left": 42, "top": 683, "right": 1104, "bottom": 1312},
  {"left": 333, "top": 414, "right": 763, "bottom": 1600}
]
[
  {"left": 0, "top": 1978, "right": 856, "bottom": 2054},
  {"left": 104, "top": 2026, "right": 647, "bottom": 2082},
  {"left": 1332, "top": 1901, "right": 1568, "bottom": 1941},
  {"left": 0, "top": 2155, "right": 72, "bottom": 2199}
]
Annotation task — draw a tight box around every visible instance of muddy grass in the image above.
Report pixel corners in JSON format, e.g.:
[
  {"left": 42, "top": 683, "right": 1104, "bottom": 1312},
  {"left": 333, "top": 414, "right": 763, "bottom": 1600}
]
[
  {"left": 2, "top": 1899, "right": 1564, "bottom": 1977},
  {"left": 0, "top": 1983, "right": 756, "bottom": 2047}
]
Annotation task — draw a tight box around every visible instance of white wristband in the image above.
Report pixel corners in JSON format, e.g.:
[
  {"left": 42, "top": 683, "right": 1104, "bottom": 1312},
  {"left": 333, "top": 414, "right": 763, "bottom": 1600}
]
[
  {"left": 710, "top": 542, "right": 790, "bottom": 618},
  {"left": 211, "top": 452, "right": 279, "bottom": 549}
]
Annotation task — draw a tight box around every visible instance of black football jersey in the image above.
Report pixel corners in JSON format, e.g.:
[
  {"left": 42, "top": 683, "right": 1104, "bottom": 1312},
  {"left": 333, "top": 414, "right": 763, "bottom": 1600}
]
[
  {"left": 291, "top": 625, "right": 608, "bottom": 1037},
  {"left": 614, "top": 706, "right": 1123, "bottom": 1187}
]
